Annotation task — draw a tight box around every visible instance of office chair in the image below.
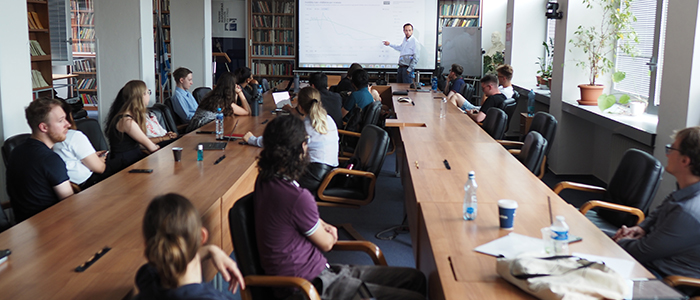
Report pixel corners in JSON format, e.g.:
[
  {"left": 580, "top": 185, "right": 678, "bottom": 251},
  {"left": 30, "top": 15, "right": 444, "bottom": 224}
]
[
  {"left": 459, "top": 82, "right": 475, "bottom": 106},
  {"left": 664, "top": 276, "right": 700, "bottom": 298},
  {"left": 499, "top": 111, "right": 558, "bottom": 178},
  {"left": 164, "top": 97, "right": 186, "bottom": 125},
  {"left": 229, "top": 193, "right": 388, "bottom": 300},
  {"left": 481, "top": 107, "right": 508, "bottom": 140},
  {"left": 2, "top": 133, "right": 31, "bottom": 168},
  {"left": 75, "top": 118, "right": 108, "bottom": 151},
  {"left": 339, "top": 101, "right": 383, "bottom": 156},
  {"left": 192, "top": 87, "right": 211, "bottom": 104},
  {"left": 553, "top": 148, "right": 663, "bottom": 237},
  {"left": 517, "top": 131, "right": 547, "bottom": 175},
  {"left": 148, "top": 103, "right": 181, "bottom": 135}
]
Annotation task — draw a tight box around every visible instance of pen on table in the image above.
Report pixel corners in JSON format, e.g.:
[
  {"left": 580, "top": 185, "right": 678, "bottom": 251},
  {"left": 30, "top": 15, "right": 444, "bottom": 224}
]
[
  {"left": 261, "top": 119, "right": 269, "bottom": 124},
  {"left": 415, "top": 161, "right": 419, "bottom": 169},
  {"left": 443, "top": 159, "right": 451, "bottom": 170},
  {"left": 214, "top": 154, "right": 226, "bottom": 165}
]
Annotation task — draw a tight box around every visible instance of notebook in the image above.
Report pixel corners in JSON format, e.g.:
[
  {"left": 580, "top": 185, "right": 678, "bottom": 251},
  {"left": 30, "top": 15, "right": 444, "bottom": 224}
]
[{"left": 198, "top": 142, "right": 227, "bottom": 150}]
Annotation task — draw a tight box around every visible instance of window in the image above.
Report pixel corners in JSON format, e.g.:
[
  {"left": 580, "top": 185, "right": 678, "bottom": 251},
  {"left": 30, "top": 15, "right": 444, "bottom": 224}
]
[
  {"left": 613, "top": 0, "right": 668, "bottom": 107},
  {"left": 49, "top": 0, "right": 72, "bottom": 65}
]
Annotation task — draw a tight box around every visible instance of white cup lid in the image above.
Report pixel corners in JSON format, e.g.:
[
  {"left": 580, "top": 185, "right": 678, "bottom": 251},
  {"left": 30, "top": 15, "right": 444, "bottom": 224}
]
[{"left": 498, "top": 199, "right": 518, "bottom": 209}]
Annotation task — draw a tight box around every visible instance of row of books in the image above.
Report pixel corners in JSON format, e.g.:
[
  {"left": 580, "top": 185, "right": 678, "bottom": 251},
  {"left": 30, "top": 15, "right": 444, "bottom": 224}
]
[
  {"left": 71, "top": 0, "right": 94, "bottom": 11},
  {"left": 31, "top": 70, "right": 50, "bottom": 89},
  {"left": 441, "top": 3, "right": 479, "bottom": 16},
  {"left": 72, "top": 12, "right": 94, "bottom": 25},
  {"left": 73, "top": 42, "right": 95, "bottom": 53},
  {"left": 154, "top": 14, "right": 170, "bottom": 26},
  {"left": 252, "top": 29, "right": 294, "bottom": 43},
  {"left": 79, "top": 94, "right": 98, "bottom": 105},
  {"left": 252, "top": 61, "right": 293, "bottom": 76},
  {"left": 154, "top": 0, "right": 170, "bottom": 11},
  {"left": 253, "top": 45, "right": 294, "bottom": 56},
  {"left": 73, "top": 27, "right": 95, "bottom": 40},
  {"left": 30, "top": 40, "right": 47, "bottom": 56},
  {"left": 252, "top": 15, "right": 294, "bottom": 28},
  {"left": 77, "top": 78, "right": 96, "bottom": 90},
  {"left": 27, "top": 12, "right": 45, "bottom": 29},
  {"left": 73, "top": 59, "right": 95, "bottom": 73},
  {"left": 441, "top": 18, "right": 478, "bottom": 27},
  {"left": 252, "top": 1, "right": 294, "bottom": 14}
]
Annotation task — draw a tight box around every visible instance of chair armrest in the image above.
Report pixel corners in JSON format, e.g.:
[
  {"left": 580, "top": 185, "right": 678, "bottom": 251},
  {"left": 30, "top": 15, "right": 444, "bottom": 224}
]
[
  {"left": 317, "top": 168, "right": 377, "bottom": 206},
  {"left": 579, "top": 200, "right": 646, "bottom": 224},
  {"left": 553, "top": 181, "right": 607, "bottom": 194},
  {"left": 70, "top": 182, "right": 81, "bottom": 194},
  {"left": 664, "top": 275, "right": 700, "bottom": 289},
  {"left": 243, "top": 275, "right": 321, "bottom": 300},
  {"left": 338, "top": 129, "right": 362, "bottom": 138},
  {"left": 333, "top": 240, "right": 388, "bottom": 266},
  {"left": 508, "top": 149, "right": 521, "bottom": 155},
  {"left": 498, "top": 140, "right": 524, "bottom": 148},
  {"left": 176, "top": 123, "right": 188, "bottom": 133},
  {"left": 338, "top": 157, "right": 350, "bottom": 163}
]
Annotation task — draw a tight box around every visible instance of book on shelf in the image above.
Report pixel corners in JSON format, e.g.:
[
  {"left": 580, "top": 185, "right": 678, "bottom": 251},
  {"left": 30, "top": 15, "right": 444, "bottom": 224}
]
[
  {"left": 440, "top": 3, "right": 479, "bottom": 17},
  {"left": 252, "top": 61, "right": 293, "bottom": 76},
  {"left": 31, "top": 70, "right": 50, "bottom": 89},
  {"left": 77, "top": 78, "right": 96, "bottom": 89},
  {"left": 73, "top": 59, "right": 95, "bottom": 72},
  {"left": 253, "top": 1, "right": 271, "bottom": 13},
  {"left": 29, "top": 40, "right": 47, "bottom": 56},
  {"left": 28, "top": 12, "right": 44, "bottom": 29},
  {"left": 71, "top": 0, "right": 94, "bottom": 11},
  {"left": 276, "top": 2, "right": 294, "bottom": 13},
  {"left": 80, "top": 94, "right": 98, "bottom": 105}
]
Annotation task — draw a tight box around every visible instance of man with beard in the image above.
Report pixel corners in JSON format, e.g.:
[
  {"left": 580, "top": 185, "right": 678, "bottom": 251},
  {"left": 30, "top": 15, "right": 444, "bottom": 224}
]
[{"left": 7, "top": 97, "right": 73, "bottom": 223}]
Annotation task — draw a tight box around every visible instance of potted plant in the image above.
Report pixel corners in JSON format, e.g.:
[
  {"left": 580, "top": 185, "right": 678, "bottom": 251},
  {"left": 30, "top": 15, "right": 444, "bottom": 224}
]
[
  {"left": 598, "top": 71, "right": 648, "bottom": 115},
  {"left": 484, "top": 51, "right": 504, "bottom": 75},
  {"left": 536, "top": 38, "right": 554, "bottom": 87},
  {"left": 569, "top": 0, "right": 638, "bottom": 105}
]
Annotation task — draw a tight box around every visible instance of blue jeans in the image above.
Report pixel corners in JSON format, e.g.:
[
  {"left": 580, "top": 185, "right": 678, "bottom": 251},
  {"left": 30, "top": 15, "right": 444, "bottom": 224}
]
[{"left": 397, "top": 66, "right": 413, "bottom": 83}]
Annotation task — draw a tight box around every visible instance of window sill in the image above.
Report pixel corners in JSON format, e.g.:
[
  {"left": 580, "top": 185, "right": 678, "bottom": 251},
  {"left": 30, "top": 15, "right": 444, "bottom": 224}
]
[{"left": 513, "top": 83, "right": 551, "bottom": 105}]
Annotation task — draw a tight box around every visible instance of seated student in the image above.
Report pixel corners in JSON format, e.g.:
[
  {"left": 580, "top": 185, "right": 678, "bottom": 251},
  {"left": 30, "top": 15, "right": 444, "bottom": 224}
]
[
  {"left": 244, "top": 87, "right": 339, "bottom": 195},
  {"left": 336, "top": 63, "right": 363, "bottom": 94},
  {"left": 614, "top": 127, "right": 700, "bottom": 286},
  {"left": 171, "top": 67, "right": 198, "bottom": 122},
  {"left": 451, "top": 74, "right": 506, "bottom": 123},
  {"left": 253, "top": 115, "right": 426, "bottom": 300},
  {"left": 187, "top": 72, "right": 250, "bottom": 132},
  {"left": 233, "top": 66, "right": 260, "bottom": 106},
  {"left": 496, "top": 64, "right": 515, "bottom": 98},
  {"left": 342, "top": 69, "right": 374, "bottom": 117},
  {"left": 53, "top": 101, "right": 107, "bottom": 190},
  {"left": 309, "top": 72, "right": 343, "bottom": 129},
  {"left": 8, "top": 98, "right": 73, "bottom": 223},
  {"left": 145, "top": 109, "right": 178, "bottom": 147},
  {"left": 105, "top": 80, "right": 160, "bottom": 174},
  {"left": 134, "top": 193, "right": 245, "bottom": 300},
  {"left": 443, "top": 64, "right": 466, "bottom": 100}
]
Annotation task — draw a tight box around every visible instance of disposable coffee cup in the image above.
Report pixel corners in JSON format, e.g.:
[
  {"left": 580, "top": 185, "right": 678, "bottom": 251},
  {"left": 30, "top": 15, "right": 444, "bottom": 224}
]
[
  {"left": 172, "top": 147, "right": 183, "bottom": 162},
  {"left": 498, "top": 199, "right": 518, "bottom": 229}
]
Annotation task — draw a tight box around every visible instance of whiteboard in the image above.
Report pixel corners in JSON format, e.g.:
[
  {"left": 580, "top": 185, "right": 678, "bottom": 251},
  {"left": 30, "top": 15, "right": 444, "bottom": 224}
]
[{"left": 441, "top": 27, "right": 482, "bottom": 77}]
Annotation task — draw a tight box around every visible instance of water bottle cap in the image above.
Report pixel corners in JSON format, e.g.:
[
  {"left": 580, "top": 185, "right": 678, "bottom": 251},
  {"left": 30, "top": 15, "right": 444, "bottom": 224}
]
[
  {"left": 468, "top": 171, "right": 475, "bottom": 178},
  {"left": 556, "top": 216, "right": 565, "bottom": 221},
  {"left": 198, "top": 144, "right": 203, "bottom": 150},
  {"left": 217, "top": 107, "right": 222, "bottom": 112}
]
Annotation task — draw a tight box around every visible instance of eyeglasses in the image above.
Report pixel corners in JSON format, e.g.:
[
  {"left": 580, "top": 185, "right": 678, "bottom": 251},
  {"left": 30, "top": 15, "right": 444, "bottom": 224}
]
[
  {"left": 146, "top": 89, "right": 152, "bottom": 95},
  {"left": 665, "top": 144, "right": 680, "bottom": 155}
]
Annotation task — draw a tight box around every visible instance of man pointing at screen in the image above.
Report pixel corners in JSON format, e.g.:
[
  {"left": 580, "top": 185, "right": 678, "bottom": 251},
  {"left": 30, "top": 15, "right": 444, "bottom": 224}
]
[{"left": 384, "top": 23, "right": 419, "bottom": 84}]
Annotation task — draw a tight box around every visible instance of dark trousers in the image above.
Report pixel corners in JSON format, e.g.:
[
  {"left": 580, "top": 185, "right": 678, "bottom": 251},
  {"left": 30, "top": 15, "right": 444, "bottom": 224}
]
[{"left": 397, "top": 66, "right": 413, "bottom": 83}]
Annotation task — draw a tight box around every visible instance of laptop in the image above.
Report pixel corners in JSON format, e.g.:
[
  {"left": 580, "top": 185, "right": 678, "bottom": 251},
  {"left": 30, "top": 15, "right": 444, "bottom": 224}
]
[{"left": 272, "top": 91, "right": 292, "bottom": 108}]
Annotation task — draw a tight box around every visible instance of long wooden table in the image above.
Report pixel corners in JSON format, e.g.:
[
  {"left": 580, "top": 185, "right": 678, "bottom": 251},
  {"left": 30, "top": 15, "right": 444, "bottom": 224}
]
[
  {"left": 0, "top": 98, "right": 276, "bottom": 299},
  {"left": 385, "top": 84, "right": 653, "bottom": 299}
]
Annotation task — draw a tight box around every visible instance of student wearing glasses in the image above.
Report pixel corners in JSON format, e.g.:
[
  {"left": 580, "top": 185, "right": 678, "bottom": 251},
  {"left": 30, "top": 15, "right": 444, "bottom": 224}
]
[
  {"left": 614, "top": 127, "right": 700, "bottom": 291},
  {"left": 458, "top": 74, "right": 506, "bottom": 123}
]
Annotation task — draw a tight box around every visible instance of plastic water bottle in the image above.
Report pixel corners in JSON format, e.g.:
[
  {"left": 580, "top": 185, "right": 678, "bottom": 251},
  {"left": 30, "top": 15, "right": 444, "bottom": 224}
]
[
  {"left": 431, "top": 77, "right": 438, "bottom": 92},
  {"left": 197, "top": 144, "right": 204, "bottom": 162},
  {"left": 440, "top": 97, "right": 447, "bottom": 119},
  {"left": 551, "top": 216, "right": 569, "bottom": 255},
  {"left": 256, "top": 84, "right": 264, "bottom": 104},
  {"left": 463, "top": 171, "right": 478, "bottom": 220},
  {"left": 527, "top": 89, "right": 536, "bottom": 117},
  {"left": 215, "top": 107, "right": 224, "bottom": 139}
]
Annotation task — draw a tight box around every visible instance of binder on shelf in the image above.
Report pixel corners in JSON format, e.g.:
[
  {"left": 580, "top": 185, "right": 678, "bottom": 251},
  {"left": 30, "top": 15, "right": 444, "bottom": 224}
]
[{"left": 29, "top": 40, "right": 47, "bottom": 56}]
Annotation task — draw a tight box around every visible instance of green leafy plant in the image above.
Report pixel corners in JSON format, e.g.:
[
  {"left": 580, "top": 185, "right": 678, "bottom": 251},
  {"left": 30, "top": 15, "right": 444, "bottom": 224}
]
[
  {"left": 536, "top": 38, "right": 554, "bottom": 79},
  {"left": 569, "top": 0, "right": 638, "bottom": 86},
  {"left": 483, "top": 51, "right": 504, "bottom": 75}
]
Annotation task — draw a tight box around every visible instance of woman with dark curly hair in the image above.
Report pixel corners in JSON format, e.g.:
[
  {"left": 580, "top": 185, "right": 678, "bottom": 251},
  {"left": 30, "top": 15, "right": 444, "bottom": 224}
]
[{"left": 186, "top": 72, "right": 250, "bottom": 132}]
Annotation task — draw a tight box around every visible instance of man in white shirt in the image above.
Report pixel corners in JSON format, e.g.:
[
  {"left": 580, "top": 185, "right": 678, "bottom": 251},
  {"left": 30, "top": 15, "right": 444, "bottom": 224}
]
[{"left": 384, "top": 23, "right": 419, "bottom": 83}]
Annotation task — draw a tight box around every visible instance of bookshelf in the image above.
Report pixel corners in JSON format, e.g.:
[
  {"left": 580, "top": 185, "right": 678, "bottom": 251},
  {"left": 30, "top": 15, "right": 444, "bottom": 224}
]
[
  {"left": 154, "top": 0, "right": 171, "bottom": 102},
  {"left": 71, "top": 0, "right": 97, "bottom": 110},
  {"left": 28, "top": 0, "right": 53, "bottom": 99},
  {"left": 249, "top": 0, "right": 296, "bottom": 86},
  {"left": 438, "top": 0, "right": 481, "bottom": 63}
]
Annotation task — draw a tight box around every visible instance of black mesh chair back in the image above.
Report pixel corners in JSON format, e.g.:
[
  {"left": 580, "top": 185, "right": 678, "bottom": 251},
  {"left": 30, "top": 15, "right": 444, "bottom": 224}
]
[
  {"left": 361, "top": 101, "right": 383, "bottom": 128},
  {"left": 149, "top": 103, "right": 179, "bottom": 134},
  {"left": 229, "top": 192, "right": 276, "bottom": 299},
  {"left": 459, "top": 83, "right": 475, "bottom": 104},
  {"left": 482, "top": 108, "right": 507, "bottom": 140},
  {"left": 192, "top": 87, "right": 211, "bottom": 104},
  {"left": 598, "top": 149, "right": 663, "bottom": 228},
  {"left": 2, "top": 133, "right": 31, "bottom": 168},
  {"left": 518, "top": 131, "right": 547, "bottom": 174},
  {"left": 499, "top": 98, "right": 517, "bottom": 132},
  {"left": 528, "top": 112, "right": 558, "bottom": 157},
  {"left": 164, "top": 97, "right": 186, "bottom": 125},
  {"left": 75, "top": 118, "right": 108, "bottom": 151},
  {"left": 261, "top": 78, "right": 270, "bottom": 92}
]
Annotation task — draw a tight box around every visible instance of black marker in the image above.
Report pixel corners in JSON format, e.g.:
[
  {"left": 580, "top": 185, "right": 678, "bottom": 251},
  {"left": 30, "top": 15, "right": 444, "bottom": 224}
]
[
  {"left": 214, "top": 155, "right": 226, "bottom": 165},
  {"left": 196, "top": 131, "right": 215, "bottom": 134},
  {"left": 261, "top": 119, "right": 269, "bottom": 124},
  {"left": 443, "top": 159, "right": 451, "bottom": 170}
]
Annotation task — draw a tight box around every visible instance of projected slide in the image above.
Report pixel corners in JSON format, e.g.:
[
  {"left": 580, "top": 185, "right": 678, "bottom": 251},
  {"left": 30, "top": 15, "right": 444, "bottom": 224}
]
[{"left": 299, "top": 0, "right": 437, "bottom": 70}]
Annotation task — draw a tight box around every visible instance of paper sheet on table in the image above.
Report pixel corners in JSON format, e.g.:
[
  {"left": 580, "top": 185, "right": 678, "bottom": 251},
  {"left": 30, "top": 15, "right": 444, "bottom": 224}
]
[
  {"left": 572, "top": 252, "right": 636, "bottom": 279},
  {"left": 474, "top": 233, "right": 545, "bottom": 257}
]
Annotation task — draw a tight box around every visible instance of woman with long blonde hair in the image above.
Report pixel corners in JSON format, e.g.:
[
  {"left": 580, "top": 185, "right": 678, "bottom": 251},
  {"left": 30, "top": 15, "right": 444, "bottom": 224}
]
[
  {"left": 244, "top": 86, "right": 339, "bottom": 194},
  {"left": 105, "top": 80, "right": 159, "bottom": 173},
  {"left": 134, "top": 193, "right": 244, "bottom": 299}
]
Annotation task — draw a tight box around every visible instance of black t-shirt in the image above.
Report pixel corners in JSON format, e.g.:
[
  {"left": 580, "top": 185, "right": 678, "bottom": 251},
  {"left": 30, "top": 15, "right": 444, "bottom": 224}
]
[
  {"left": 7, "top": 138, "right": 69, "bottom": 222},
  {"left": 134, "top": 264, "right": 228, "bottom": 300},
  {"left": 335, "top": 77, "right": 356, "bottom": 94},
  {"left": 479, "top": 93, "right": 507, "bottom": 114},
  {"left": 318, "top": 88, "right": 343, "bottom": 130}
]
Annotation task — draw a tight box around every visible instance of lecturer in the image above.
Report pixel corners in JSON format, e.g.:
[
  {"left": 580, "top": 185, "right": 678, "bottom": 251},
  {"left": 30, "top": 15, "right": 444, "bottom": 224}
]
[{"left": 384, "top": 23, "right": 419, "bottom": 83}]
